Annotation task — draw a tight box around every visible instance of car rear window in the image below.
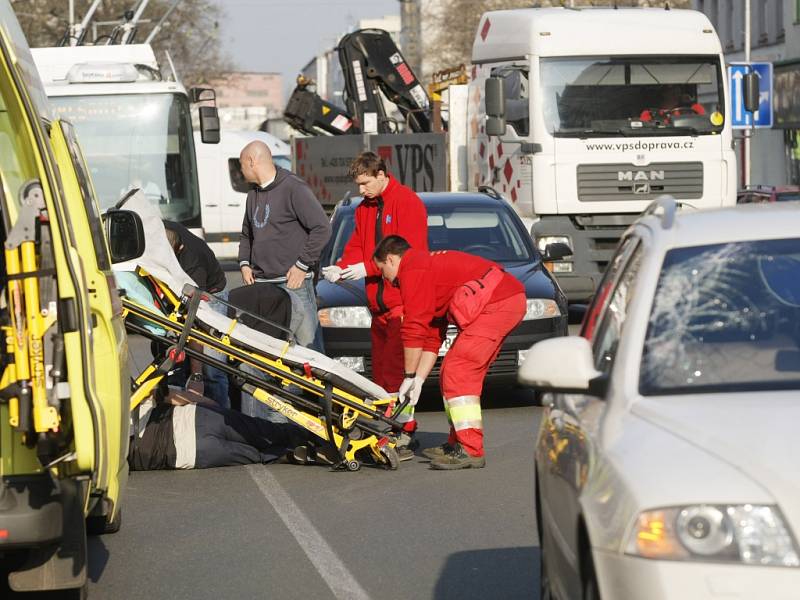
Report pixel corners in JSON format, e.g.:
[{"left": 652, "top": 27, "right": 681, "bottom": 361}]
[{"left": 640, "top": 238, "right": 800, "bottom": 395}]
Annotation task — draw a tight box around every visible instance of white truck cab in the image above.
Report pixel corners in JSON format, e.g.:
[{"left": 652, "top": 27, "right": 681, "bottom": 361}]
[
  {"left": 194, "top": 129, "right": 291, "bottom": 258},
  {"left": 468, "top": 7, "right": 736, "bottom": 302},
  {"left": 32, "top": 44, "right": 218, "bottom": 233}
]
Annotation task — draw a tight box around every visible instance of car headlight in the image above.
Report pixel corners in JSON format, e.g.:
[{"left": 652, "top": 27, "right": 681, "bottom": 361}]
[
  {"left": 318, "top": 306, "right": 372, "bottom": 328},
  {"left": 524, "top": 299, "right": 561, "bottom": 320},
  {"left": 627, "top": 505, "right": 799, "bottom": 567},
  {"left": 536, "top": 235, "right": 571, "bottom": 254}
]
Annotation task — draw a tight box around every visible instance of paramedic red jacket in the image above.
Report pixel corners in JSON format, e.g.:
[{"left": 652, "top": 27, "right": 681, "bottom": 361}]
[
  {"left": 337, "top": 176, "right": 428, "bottom": 314},
  {"left": 396, "top": 249, "right": 524, "bottom": 351}
]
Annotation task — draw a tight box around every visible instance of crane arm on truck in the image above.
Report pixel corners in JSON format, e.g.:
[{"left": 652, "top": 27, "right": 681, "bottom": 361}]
[
  {"left": 284, "top": 28, "right": 431, "bottom": 136},
  {"left": 284, "top": 76, "right": 356, "bottom": 136},
  {"left": 337, "top": 28, "right": 430, "bottom": 134}
]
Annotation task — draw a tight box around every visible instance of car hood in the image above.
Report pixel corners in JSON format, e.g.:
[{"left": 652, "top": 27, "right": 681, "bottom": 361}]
[
  {"left": 632, "top": 393, "right": 800, "bottom": 534},
  {"left": 316, "top": 260, "right": 560, "bottom": 310}
]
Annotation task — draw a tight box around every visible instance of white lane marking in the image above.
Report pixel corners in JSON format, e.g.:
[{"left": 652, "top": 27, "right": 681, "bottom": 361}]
[{"left": 246, "top": 465, "right": 371, "bottom": 600}]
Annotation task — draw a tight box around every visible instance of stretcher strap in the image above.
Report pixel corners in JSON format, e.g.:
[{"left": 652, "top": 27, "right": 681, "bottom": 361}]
[{"left": 322, "top": 382, "right": 345, "bottom": 463}]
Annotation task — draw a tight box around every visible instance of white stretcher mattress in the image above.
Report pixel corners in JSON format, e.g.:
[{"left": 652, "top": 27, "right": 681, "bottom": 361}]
[{"left": 112, "top": 191, "right": 390, "bottom": 401}]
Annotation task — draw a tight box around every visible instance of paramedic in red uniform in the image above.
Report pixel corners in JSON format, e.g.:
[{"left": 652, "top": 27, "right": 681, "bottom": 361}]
[
  {"left": 321, "top": 152, "right": 428, "bottom": 460},
  {"left": 373, "top": 235, "right": 526, "bottom": 470}
]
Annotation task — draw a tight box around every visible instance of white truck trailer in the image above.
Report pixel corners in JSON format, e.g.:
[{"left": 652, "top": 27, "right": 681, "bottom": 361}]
[
  {"left": 468, "top": 7, "right": 736, "bottom": 302},
  {"left": 32, "top": 44, "right": 219, "bottom": 233}
]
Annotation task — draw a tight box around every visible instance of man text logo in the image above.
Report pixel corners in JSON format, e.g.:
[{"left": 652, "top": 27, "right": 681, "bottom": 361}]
[{"left": 617, "top": 170, "right": 665, "bottom": 182}]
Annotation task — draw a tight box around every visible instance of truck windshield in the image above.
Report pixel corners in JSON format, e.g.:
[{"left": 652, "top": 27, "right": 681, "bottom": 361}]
[
  {"left": 50, "top": 93, "right": 200, "bottom": 226},
  {"left": 541, "top": 56, "right": 724, "bottom": 137}
]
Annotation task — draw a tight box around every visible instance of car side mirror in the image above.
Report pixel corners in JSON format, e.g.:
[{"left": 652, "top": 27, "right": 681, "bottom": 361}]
[
  {"left": 542, "top": 242, "right": 573, "bottom": 261},
  {"left": 104, "top": 210, "right": 146, "bottom": 263},
  {"left": 518, "top": 336, "right": 607, "bottom": 396}
]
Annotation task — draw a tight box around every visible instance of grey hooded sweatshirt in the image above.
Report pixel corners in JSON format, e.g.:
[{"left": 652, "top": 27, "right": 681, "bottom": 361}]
[{"left": 238, "top": 167, "right": 331, "bottom": 280}]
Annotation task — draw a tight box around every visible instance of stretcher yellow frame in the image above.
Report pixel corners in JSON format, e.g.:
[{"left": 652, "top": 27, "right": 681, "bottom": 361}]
[{"left": 123, "top": 269, "right": 402, "bottom": 471}]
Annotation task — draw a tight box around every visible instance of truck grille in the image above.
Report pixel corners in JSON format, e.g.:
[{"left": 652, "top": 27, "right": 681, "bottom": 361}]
[{"left": 577, "top": 162, "right": 703, "bottom": 202}]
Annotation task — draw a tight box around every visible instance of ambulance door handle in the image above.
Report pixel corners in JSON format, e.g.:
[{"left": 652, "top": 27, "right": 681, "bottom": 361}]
[
  {"left": 227, "top": 203, "right": 240, "bottom": 207},
  {"left": 205, "top": 203, "right": 218, "bottom": 208}
]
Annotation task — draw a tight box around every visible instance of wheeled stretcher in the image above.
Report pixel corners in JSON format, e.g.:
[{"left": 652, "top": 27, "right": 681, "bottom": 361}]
[{"left": 114, "top": 192, "right": 406, "bottom": 471}]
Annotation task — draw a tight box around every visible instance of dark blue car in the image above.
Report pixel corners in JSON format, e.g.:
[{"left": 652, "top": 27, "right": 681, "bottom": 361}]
[{"left": 316, "top": 191, "right": 569, "bottom": 386}]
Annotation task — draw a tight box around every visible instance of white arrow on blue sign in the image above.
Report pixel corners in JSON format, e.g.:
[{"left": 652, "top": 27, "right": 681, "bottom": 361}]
[{"left": 728, "top": 62, "right": 773, "bottom": 129}]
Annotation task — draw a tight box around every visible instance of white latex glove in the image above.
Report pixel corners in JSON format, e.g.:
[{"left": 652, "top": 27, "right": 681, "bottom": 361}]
[
  {"left": 321, "top": 265, "right": 343, "bottom": 283},
  {"left": 340, "top": 262, "right": 367, "bottom": 281},
  {"left": 398, "top": 376, "right": 425, "bottom": 407}
]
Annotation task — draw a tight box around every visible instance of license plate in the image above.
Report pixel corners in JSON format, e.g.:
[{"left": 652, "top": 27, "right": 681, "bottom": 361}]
[{"left": 438, "top": 329, "right": 458, "bottom": 356}]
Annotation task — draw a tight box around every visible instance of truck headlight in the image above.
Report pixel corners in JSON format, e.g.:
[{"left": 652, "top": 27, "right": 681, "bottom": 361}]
[
  {"left": 318, "top": 306, "right": 372, "bottom": 328},
  {"left": 626, "top": 505, "right": 799, "bottom": 567},
  {"left": 536, "top": 235, "right": 571, "bottom": 254},
  {"left": 524, "top": 299, "right": 561, "bottom": 320}
]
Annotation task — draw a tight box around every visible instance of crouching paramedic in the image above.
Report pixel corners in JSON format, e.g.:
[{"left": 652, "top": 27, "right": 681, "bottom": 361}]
[
  {"left": 373, "top": 235, "right": 526, "bottom": 470},
  {"left": 321, "top": 152, "right": 428, "bottom": 458}
]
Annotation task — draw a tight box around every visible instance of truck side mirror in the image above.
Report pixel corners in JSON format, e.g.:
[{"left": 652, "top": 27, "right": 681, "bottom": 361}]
[
  {"left": 485, "top": 77, "right": 506, "bottom": 137},
  {"left": 104, "top": 210, "right": 146, "bottom": 263},
  {"left": 199, "top": 106, "right": 221, "bottom": 144},
  {"left": 485, "top": 77, "right": 505, "bottom": 118},
  {"left": 189, "top": 86, "right": 221, "bottom": 144},
  {"left": 743, "top": 71, "right": 760, "bottom": 113}
]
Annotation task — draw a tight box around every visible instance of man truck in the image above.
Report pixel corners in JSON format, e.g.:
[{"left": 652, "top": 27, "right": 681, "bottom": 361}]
[{"left": 289, "top": 7, "right": 736, "bottom": 302}]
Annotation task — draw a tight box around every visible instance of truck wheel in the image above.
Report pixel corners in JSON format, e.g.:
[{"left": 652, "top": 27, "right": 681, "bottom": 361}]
[{"left": 86, "top": 508, "right": 121, "bottom": 536}]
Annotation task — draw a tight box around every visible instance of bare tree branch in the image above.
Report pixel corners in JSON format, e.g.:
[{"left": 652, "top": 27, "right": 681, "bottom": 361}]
[{"left": 10, "top": 0, "right": 231, "bottom": 84}]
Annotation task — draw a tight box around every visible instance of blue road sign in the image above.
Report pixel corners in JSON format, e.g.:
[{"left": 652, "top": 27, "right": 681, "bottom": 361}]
[{"left": 728, "top": 62, "right": 773, "bottom": 129}]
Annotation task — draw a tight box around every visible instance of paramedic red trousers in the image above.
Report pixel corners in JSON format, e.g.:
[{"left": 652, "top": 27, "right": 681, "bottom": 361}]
[
  {"left": 439, "top": 292, "right": 526, "bottom": 457},
  {"left": 371, "top": 308, "right": 418, "bottom": 432}
]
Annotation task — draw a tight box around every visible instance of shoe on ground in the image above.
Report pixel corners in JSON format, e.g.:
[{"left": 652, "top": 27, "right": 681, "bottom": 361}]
[
  {"left": 395, "top": 431, "right": 420, "bottom": 462},
  {"left": 429, "top": 444, "right": 485, "bottom": 470},
  {"left": 421, "top": 443, "right": 454, "bottom": 460}
]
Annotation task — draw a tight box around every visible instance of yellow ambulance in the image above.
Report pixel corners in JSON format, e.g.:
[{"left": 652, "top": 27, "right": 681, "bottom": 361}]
[{"left": 0, "top": 2, "right": 142, "bottom": 595}]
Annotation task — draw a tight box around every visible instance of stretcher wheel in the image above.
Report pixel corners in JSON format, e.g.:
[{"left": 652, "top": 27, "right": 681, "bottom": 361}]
[
  {"left": 346, "top": 459, "right": 361, "bottom": 472},
  {"left": 380, "top": 446, "right": 399, "bottom": 470}
]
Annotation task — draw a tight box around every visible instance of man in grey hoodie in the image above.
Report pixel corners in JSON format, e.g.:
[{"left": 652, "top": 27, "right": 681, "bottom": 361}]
[{"left": 238, "top": 141, "right": 331, "bottom": 352}]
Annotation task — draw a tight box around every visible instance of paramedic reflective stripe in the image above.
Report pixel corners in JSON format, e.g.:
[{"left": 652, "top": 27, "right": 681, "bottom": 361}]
[
  {"left": 395, "top": 400, "right": 416, "bottom": 424},
  {"left": 446, "top": 395, "right": 482, "bottom": 431}
]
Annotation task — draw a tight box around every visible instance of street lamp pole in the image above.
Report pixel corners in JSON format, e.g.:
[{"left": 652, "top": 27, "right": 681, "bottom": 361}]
[{"left": 744, "top": 0, "right": 751, "bottom": 187}]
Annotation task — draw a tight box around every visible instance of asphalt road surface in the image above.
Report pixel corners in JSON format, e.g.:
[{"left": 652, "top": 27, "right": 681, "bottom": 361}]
[
  {"left": 5, "top": 393, "right": 543, "bottom": 600},
  {"left": 77, "top": 398, "right": 543, "bottom": 600}
]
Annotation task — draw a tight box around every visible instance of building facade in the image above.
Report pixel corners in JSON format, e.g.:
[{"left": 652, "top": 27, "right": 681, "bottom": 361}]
[
  {"left": 206, "top": 72, "right": 283, "bottom": 131},
  {"left": 695, "top": 0, "right": 800, "bottom": 186}
]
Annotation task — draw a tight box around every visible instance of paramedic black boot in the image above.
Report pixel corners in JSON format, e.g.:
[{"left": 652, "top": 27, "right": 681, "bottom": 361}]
[
  {"left": 429, "top": 444, "right": 485, "bottom": 470},
  {"left": 421, "top": 442, "right": 455, "bottom": 461},
  {"left": 395, "top": 431, "right": 419, "bottom": 461}
]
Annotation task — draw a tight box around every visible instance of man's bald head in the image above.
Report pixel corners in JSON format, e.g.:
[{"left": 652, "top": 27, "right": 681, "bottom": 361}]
[{"left": 239, "top": 141, "right": 275, "bottom": 185}]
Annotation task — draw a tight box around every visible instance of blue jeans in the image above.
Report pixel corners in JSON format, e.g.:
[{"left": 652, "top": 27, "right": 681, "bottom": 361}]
[
  {"left": 255, "top": 277, "right": 324, "bottom": 353},
  {"left": 203, "top": 291, "right": 231, "bottom": 409},
  {"left": 239, "top": 363, "right": 289, "bottom": 424}
]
